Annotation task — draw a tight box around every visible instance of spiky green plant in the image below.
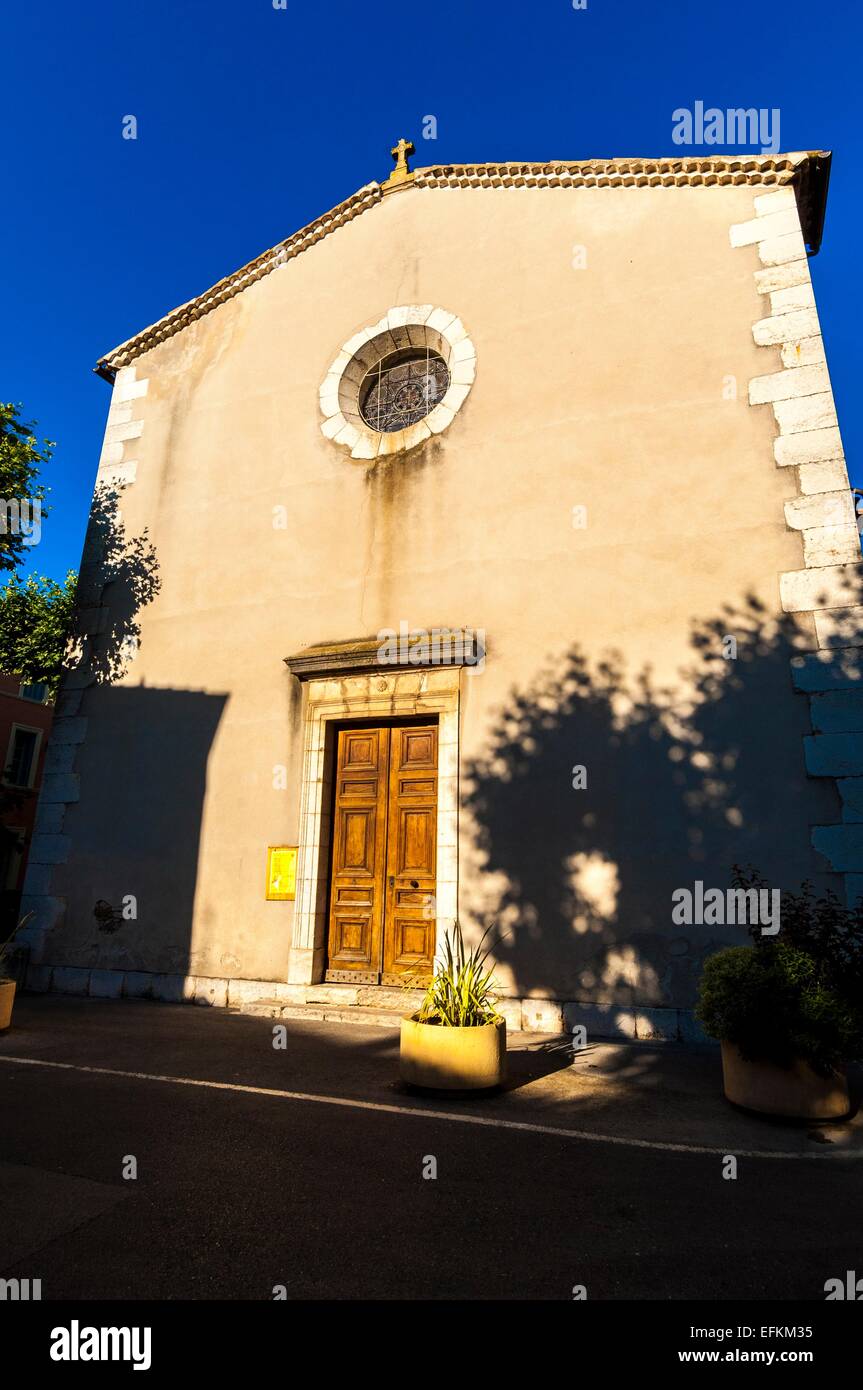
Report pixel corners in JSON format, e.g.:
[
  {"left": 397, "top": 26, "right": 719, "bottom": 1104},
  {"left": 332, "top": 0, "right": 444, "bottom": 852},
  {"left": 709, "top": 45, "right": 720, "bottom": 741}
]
[
  {"left": 417, "top": 922, "right": 502, "bottom": 1027},
  {"left": 0, "top": 911, "right": 33, "bottom": 981}
]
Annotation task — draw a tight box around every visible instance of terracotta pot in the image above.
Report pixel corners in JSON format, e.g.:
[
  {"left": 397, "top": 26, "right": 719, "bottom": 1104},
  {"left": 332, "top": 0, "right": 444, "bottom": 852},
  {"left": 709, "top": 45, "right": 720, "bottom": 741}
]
[
  {"left": 400, "top": 1015, "right": 506, "bottom": 1090},
  {"left": 0, "top": 979, "right": 16, "bottom": 1032},
  {"left": 720, "top": 1040, "right": 849, "bottom": 1121}
]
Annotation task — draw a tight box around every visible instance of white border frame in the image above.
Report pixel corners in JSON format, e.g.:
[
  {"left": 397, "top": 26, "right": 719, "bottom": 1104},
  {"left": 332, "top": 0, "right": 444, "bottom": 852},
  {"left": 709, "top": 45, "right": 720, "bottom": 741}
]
[{"left": 3, "top": 722, "right": 43, "bottom": 790}]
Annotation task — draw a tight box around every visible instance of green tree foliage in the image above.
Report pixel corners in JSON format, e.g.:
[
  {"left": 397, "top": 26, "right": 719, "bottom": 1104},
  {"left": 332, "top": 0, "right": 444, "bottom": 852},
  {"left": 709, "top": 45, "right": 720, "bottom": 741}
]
[
  {"left": 0, "top": 571, "right": 78, "bottom": 696},
  {"left": 0, "top": 403, "right": 51, "bottom": 573},
  {"left": 0, "top": 402, "right": 75, "bottom": 696}
]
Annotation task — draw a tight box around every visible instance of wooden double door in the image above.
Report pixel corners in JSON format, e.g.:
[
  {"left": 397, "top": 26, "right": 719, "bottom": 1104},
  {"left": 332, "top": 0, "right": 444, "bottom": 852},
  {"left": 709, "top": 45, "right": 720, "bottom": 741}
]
[{"left": 326, "top": 721, "right": 438, "bottom": 985}]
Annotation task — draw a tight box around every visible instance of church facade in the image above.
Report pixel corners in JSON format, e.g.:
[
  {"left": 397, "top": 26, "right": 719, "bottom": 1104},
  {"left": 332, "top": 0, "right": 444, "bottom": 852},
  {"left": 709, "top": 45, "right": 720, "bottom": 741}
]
[{"left": 21, "top": 145, "right": 862, "bottom": 1037}]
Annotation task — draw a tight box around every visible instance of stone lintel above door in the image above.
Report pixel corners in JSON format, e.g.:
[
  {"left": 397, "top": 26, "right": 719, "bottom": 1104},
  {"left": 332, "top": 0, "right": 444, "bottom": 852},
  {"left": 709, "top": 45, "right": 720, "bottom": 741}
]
[{"left": 284, "top": 628, "right": 485, "bottom": 680}]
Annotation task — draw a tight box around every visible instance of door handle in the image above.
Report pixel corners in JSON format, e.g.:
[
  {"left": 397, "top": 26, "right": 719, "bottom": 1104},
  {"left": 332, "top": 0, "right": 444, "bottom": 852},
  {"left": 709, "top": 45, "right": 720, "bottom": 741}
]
[
  {"left": 410, "top": 880, "right": 419, "bottom": 889},
  {"left": 389, "top": 876, "right": 394, "bottom": 887}
]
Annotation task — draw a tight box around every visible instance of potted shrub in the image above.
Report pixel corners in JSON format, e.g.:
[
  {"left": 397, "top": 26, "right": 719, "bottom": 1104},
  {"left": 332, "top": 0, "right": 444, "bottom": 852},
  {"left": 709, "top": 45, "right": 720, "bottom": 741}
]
[
  {"left": 400, "top": 923, "right": 506, "bottom": 1091},
  {"left": 0, "top": 912, "right": 33, "bottom": 1033},
  {"left": 696, "top": 870, "right": 863, "bottom": 1121}
]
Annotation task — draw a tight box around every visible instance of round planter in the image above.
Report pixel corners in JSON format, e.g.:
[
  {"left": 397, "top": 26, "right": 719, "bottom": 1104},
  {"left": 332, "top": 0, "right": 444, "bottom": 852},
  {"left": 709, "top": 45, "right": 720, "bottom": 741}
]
[
  {"left": 400, "top": 1015, "right": 506, "bottom": 1091},
  {"left": 0, "top": 979, "right": 16, "bottom": 1033},
  {"left": 720, "top": 1040, "right": 849, "bottom": 1121}
]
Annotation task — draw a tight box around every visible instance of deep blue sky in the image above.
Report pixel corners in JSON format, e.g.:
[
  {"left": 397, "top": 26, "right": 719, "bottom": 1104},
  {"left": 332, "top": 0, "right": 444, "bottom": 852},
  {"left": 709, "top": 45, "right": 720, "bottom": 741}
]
[{"left": 2, "top": 0, "right": 860, "bottom": 581}]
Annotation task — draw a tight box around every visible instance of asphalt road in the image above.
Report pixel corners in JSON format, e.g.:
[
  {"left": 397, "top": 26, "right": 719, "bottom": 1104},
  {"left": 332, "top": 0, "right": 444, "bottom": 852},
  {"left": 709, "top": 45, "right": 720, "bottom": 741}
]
[{"left": 1, "top": 996, "right": 862, "bottom": 1301}]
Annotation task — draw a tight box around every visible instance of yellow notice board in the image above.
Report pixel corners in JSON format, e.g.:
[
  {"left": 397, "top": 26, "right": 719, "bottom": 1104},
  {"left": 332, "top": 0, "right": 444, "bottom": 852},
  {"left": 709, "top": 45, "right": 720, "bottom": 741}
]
[{"left": 266, "top": 846, "right": 297, "bottom": 901}]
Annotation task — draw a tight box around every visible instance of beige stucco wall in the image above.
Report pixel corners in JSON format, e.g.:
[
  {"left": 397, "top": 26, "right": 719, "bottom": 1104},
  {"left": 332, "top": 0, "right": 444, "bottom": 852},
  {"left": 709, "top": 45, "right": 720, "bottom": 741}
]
[{"left": 44, "top": 179, "right": 841, "bottom": 1007}]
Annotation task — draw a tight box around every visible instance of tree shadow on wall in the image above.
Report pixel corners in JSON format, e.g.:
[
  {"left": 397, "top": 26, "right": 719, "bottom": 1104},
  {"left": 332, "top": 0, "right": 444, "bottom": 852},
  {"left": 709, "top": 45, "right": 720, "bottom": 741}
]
[
  {"left": 70, "top": 482, "right": 162, "bottom": 685},
  {"left": 462, "top": 591, "right": 860, "bottom": 1014},
  {"left": 23, "top": 482, "right": 229, "bottom": 979}
]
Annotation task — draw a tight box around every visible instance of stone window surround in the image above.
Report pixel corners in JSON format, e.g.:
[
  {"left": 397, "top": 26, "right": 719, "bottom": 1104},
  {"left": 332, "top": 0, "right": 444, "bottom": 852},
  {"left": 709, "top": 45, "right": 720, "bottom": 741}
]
[
  {"left": 288, "top": 666, "right": 461, "bottom": 985},
  {"left": 319, "top": 306, "right": 476, "bottom": 461}
]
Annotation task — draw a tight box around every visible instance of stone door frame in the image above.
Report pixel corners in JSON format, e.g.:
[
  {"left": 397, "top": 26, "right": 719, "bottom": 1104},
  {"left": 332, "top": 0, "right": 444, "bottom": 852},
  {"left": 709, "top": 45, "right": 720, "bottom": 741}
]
[{"left": 289, "top": 667, "right": 460, "bottom": 984}]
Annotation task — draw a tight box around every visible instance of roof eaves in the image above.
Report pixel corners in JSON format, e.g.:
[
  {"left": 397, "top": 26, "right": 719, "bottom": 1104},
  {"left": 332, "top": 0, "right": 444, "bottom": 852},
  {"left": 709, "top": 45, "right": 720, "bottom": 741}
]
[
  {"left": 414, "top": 150, "right": 831, "bottom": 252},
  {"left": 96, "top": 180, "right": 384, "bottom": 377},
  {"left": 95, "top": 152, "right": 831, "bottom": 379}
]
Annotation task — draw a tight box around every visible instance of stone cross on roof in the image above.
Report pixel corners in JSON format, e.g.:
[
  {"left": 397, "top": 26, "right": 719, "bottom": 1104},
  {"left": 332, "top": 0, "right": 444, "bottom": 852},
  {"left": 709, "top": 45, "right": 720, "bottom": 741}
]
[{"left": 387, "top": 137, "right": 415, "bottom": 186}]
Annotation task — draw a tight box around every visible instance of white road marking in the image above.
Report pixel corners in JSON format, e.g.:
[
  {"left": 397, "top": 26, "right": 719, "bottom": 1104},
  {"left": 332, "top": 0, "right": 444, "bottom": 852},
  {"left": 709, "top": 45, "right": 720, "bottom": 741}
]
[{"left": 0, "top": 1054, "right": 858, "bottom": 1160}]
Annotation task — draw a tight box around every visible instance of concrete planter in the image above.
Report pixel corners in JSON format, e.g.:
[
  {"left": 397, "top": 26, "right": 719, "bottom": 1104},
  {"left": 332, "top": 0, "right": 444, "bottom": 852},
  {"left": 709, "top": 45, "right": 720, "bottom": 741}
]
[
  {"left": 0, "top": 979, "right": 16, "bottom": 1033},
  {"left": 720, "top": 1040, "right": 850, "bottom": 1121},
  {"left": 400, "top": 1015, "right": 506, "bottom": 1091}
]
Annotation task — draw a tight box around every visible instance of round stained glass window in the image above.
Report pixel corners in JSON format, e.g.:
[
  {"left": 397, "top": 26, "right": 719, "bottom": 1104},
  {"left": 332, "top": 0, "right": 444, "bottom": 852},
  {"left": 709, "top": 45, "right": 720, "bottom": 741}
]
[
  {"left": 359, "top": 349, "right": 450, "bottom": 433},
  {"left": 319, "top": 306, "right": 476, "bottom": 460}
]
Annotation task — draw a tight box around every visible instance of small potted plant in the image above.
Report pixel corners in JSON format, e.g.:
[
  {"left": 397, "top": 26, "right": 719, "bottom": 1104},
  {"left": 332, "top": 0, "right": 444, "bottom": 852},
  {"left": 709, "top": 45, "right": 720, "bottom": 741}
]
[
  {"left": 400, "top": 922, "right": 506, "bottom": 1091},
  {"left": 696, "top": 869, "right": 863, "bottom": 1121},
  {"left": 0, "top": 912, "right": 34, "bottom": 1033}
]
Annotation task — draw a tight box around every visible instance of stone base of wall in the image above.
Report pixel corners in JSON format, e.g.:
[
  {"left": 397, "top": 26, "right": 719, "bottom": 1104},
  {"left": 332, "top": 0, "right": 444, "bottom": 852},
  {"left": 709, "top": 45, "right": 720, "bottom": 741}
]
[{"left": 23, "top": 964, "right": 709, "bottom": 1043}]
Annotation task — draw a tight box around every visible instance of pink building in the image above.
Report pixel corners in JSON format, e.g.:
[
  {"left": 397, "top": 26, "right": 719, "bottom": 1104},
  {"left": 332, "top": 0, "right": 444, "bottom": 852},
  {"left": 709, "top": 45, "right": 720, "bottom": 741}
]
[{"left": 0, "top": 674, "right": 53, "bottom": 928}]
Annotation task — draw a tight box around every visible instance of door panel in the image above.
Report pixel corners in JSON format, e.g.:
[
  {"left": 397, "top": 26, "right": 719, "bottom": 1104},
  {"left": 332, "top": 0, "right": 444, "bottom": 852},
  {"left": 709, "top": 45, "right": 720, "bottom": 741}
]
[
  {"left": 382, "top": 724, "right": 438, "bottom": 985},
  {"left": 326, "top": 721, "right": 439, "bottom": 984},
  {"left": 326, "top": 727, "right": 389, "bottom": 980}
]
